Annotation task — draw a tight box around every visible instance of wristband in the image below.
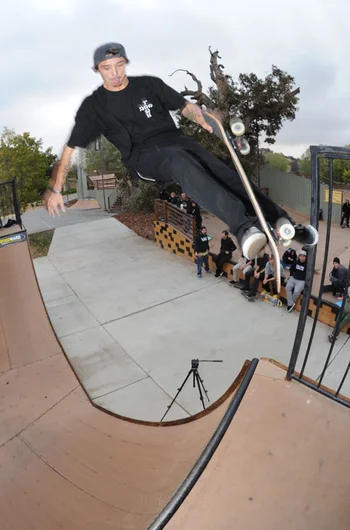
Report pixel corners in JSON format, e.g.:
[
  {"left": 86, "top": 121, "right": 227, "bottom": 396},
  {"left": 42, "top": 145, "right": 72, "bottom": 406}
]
[{"left": 48, "top": 186, "right": 62, "bottom": 195}]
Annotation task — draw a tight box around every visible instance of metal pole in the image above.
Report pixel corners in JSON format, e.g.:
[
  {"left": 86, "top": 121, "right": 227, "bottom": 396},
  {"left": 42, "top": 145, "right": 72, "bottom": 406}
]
[{"left": 286, "top": 147, "right": 320, "bottom": 379}]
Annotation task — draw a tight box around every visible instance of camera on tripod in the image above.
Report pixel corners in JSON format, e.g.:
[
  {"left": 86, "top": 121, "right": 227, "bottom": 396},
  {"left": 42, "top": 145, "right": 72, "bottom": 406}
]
[{"left": 160, "top": 358, "right": 223, "bottom": 422}]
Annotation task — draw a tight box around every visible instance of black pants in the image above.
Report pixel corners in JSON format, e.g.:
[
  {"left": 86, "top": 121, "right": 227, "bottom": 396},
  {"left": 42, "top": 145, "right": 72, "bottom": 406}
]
[
  {"left": 213, "top": 252, "right": 232, "bottom": 274},
  {"left": 323, "top": 281, "right": 346, "bottom": 296},
  {"left": 244, "top": 269, "right": 265, "bottom": 295},
  {"left": 341, "top": 214, "right": 350, "bottom": 227},
  {"left": 264, "top": 274, "right": 286, "bottom": 295},
  {"left": 136, "top": 137, "right": 291, "bottom": 244}
]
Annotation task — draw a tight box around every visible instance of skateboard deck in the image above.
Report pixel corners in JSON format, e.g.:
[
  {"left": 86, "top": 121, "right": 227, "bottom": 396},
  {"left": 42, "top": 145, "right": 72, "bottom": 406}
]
[
  {"left": 203, "top": 109, "right": 282, "bottom": 293},
  {"left": 260, "top": 289, "right": 283, "bottom": 307}
]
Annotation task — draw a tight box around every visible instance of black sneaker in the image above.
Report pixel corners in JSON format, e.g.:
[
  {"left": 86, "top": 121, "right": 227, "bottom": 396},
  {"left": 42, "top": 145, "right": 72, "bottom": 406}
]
[
  {"left": 245, "top": 292, "right": 256, "bottom": 299},
  {"left": 293, "top": 224, "right": 319, "bottom": 247}
]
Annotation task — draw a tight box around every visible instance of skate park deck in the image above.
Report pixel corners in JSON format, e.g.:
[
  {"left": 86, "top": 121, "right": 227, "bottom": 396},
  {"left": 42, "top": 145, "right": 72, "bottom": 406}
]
[
  {"left": 27, "top": 217, "right": 350, "bottom": 421},
  {"left": 1, "top": 221, "right": 350, "bottom": 528}
]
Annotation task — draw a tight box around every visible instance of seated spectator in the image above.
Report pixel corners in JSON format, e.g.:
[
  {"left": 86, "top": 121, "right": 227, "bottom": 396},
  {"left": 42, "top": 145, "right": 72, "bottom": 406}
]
[
  {"left": 262, "top": 255, "right": 286, "bottom": 295},
  {"left": 240, "top": 248, "right": 269, "bottom": 299},
  {"left": 285, "top": 250, "right": 307, "bottom": 312},
  {"left": 194, "top": 226, "right": 211, "bottom": 278},
  {"left": 212, "top": 230, "right": 237, "bottom": 278},
  {"left": 328, "top": 287, "right": 350, "bottom": 342},
  {"left": 187, "top": 200, "right": 202, "bottom": 233},
  {"left": 229, "top": 254, "right": 253, "bottom": 286},
  {"left": 167, "top": 191, "right": 178, "bottom": 205},
  {"left": 323, "top": 258, "right": 348, "bottom": 296},
  {"left": 178, "top": 192, "right": 190, "bottom": 210},
  {"left": 280, "top": 247, "right": 297, "bottom": 270}
]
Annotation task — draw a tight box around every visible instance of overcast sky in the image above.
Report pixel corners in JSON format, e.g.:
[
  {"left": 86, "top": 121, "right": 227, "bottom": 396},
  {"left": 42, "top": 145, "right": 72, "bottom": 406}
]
[{"left": 1, "top": 0, "right": 350, "bottom": 159}]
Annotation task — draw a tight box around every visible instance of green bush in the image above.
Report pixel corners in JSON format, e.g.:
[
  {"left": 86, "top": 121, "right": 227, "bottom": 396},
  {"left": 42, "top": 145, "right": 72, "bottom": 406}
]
[{"left": 124, "top": 182, "right": 162, "bottom": 213}]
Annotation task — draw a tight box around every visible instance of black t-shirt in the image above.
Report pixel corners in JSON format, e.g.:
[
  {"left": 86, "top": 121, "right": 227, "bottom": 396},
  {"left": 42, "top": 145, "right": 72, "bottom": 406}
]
[{"left": 67, "top": 76, "right": 187, "bottom": 159}]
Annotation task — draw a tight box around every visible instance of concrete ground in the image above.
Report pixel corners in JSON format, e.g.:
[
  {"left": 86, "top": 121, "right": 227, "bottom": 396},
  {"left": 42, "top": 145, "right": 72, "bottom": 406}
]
[
  {"left": 34, "top": 217, "right": 350, "bottom": 422},
  {"left": 22, "top": 200, "right": 112, "bottom": 235}
]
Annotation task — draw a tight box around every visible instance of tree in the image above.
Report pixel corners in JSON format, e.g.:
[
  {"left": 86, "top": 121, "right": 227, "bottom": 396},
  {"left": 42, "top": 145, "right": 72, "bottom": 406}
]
[
  {"left": 299, "top": 147, "right": 350, "bottom": 184},
  {"left": 83, "top": 135, "right": 133, "bottom": 193},
  {"left": 264, "top": 152, "right": 290, "bottom": 172},
  {"left": 0, "top": 128, "right": 57, "bottom": 210},
  {"left": 172, "top": 47, "right": 300, "bottom": 179}
]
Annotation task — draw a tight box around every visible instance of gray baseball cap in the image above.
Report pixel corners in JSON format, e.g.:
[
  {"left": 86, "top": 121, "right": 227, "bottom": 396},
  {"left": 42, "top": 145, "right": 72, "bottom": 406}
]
[{"left": 93, "top": 42, "right": 129, "bottom": 70}]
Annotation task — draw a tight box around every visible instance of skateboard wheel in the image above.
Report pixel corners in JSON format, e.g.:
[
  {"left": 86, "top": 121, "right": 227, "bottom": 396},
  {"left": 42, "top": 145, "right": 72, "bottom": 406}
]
[
  {"left": 275, "top": 217, "right": 295, "bottom": 240},
  {"left": 239, "top": 138, "right": 251, "bottom": 156},
  {"left": 229, "top": 117, "right": 245, "bottom": 137}
]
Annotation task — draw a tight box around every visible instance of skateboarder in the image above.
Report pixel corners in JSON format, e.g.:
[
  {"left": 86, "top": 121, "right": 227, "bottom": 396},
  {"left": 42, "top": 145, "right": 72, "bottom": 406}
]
[{"left": 45, "top": 42, "right": 318, "bottom": 259}]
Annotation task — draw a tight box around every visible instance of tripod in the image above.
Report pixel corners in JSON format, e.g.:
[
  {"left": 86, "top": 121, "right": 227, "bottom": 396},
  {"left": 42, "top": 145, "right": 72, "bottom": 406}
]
[{"left": 160, "top": 359, "right": 223, "bottom": 422}]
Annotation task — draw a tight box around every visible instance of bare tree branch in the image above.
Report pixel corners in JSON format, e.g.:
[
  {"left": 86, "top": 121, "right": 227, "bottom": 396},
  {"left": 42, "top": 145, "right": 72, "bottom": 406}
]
[
  {"left": 291, "top": 87, "right": 300, "bottom": 97},
  {"left": 169, "top": 69, "right": 214, "bottom": 108},
  {"left": 209, "top": 46, "right": 231, "bottom": 111}
]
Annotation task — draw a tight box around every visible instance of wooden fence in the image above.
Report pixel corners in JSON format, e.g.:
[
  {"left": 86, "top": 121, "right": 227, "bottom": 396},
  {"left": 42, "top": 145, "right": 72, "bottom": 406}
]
[{"left": 154, "top": 200, "right": 196, "bottom": 241}]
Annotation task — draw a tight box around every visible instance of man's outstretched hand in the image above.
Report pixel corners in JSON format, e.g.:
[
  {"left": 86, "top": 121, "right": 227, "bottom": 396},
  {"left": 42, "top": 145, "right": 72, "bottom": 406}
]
[
  {"left": 181, "top": 102, "right": 213, "bottom": 134},
  {"left": 44, "top": 189, "right": 66, "bottom": 217}
]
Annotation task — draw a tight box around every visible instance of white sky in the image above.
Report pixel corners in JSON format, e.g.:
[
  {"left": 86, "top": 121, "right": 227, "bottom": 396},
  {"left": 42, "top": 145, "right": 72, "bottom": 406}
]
[{"left": 1, "top": 0, "right": 350, "bottom": 158}]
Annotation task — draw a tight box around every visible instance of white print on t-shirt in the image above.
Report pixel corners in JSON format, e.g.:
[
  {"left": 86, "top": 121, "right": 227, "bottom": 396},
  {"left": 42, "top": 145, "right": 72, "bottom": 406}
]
[
  {"left": 138, "top": 99, "right": 153, "bottom": 118},
  {"left": 295, "top": 264, "right": 306, "bottom": 271}
]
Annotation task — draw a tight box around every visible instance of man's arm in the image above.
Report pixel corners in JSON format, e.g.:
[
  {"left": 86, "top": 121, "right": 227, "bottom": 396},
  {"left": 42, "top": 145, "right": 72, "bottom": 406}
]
[
  {"left": 45, "top": 145, "right": 75, "bottom": 216},
  {"left": 181, "top": 102, "right": 213, "bottom": 133}
]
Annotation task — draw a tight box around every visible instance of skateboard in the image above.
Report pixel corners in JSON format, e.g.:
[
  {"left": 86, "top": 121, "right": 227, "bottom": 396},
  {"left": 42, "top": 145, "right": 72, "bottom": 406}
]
[
  {"left": 240, "top": 290, "right": 254, "bottom": 301},
  {"left": 260, "top": 289, "right": 283, "bottom": 307},
  {"left": 203, "top": 109, "right": 291, "bottom": 293}
]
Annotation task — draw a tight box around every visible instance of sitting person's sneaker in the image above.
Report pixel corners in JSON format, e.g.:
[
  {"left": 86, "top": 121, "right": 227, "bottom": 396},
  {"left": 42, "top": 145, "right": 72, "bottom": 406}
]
[
  {"left": 241, "top": 226, "right": 267, "bottom": 260},
  {"left": 328, "top": 332, "right": 337, "bottom": 343},
  {"left": 292, "top": 224, "right": 319, "bottom": 247}
]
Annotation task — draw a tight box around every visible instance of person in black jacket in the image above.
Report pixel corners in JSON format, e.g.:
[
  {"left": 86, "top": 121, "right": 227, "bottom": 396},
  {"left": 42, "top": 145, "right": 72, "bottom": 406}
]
[
  {"left": 187, "top": 200, "right": 202, "bottom": 233},
  {"left": 323, "top": 257, "right": 349, "bottom": 296},
  {"left": 239, "top": 248, "right": 269, "bottom": 298},
  {"left": 194, "top": 226, "right": 211, "bottom": 278},
  {"left": 280, "top": 247, "right": 297, "bottom": 270},
  {"left": 213, "top": 230, "right": 237, "bottom": 277},
  {"left": 341, "top": 199, "right": 350, "bottom": 227},
  {"left": 44, "top": 42, "right": 319, "bottom": 260},
  {"left": 167, "top": 191, "right": 178, "bottom": 206},
  {"left": 285, "top": 250, "right": 307, "bottom": 312}
]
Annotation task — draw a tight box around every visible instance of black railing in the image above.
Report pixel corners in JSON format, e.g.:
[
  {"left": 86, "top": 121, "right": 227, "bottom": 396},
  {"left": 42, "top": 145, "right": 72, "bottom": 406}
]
[
  {"left": 287, "top": 145, "right": 350, "bottom": 407},
  {"left": 0, "top": 177, "right": 22, "bottom": 230},
  {"left": 154, "top": 199, "right": 196, "bottom": 241}
]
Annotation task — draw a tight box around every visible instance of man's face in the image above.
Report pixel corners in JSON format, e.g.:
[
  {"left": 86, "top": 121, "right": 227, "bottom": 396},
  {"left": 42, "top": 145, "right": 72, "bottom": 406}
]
[
  {"left": 201, "top": 228, "right": 207, "bottom": 235},
  {"left": 269, "top": 256, "right": 274, "bottom": 265},
  {"left": 222, "top": 232, "right": 227, "bottom": 239},
  {"left": 181, "top": 193, "right": 186, "bottom": 200},
  {"left": 170, "top": 192, "right": 176, "bottom": 198},
  {"left": 333, "top": 261, "right": 340, "bottom": 269},
  {"left": 299, "top": 254, "right": 307, "bottom": 263},
  {"left": 98, "top": 57, "right": 127, "bottom": 90}
]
